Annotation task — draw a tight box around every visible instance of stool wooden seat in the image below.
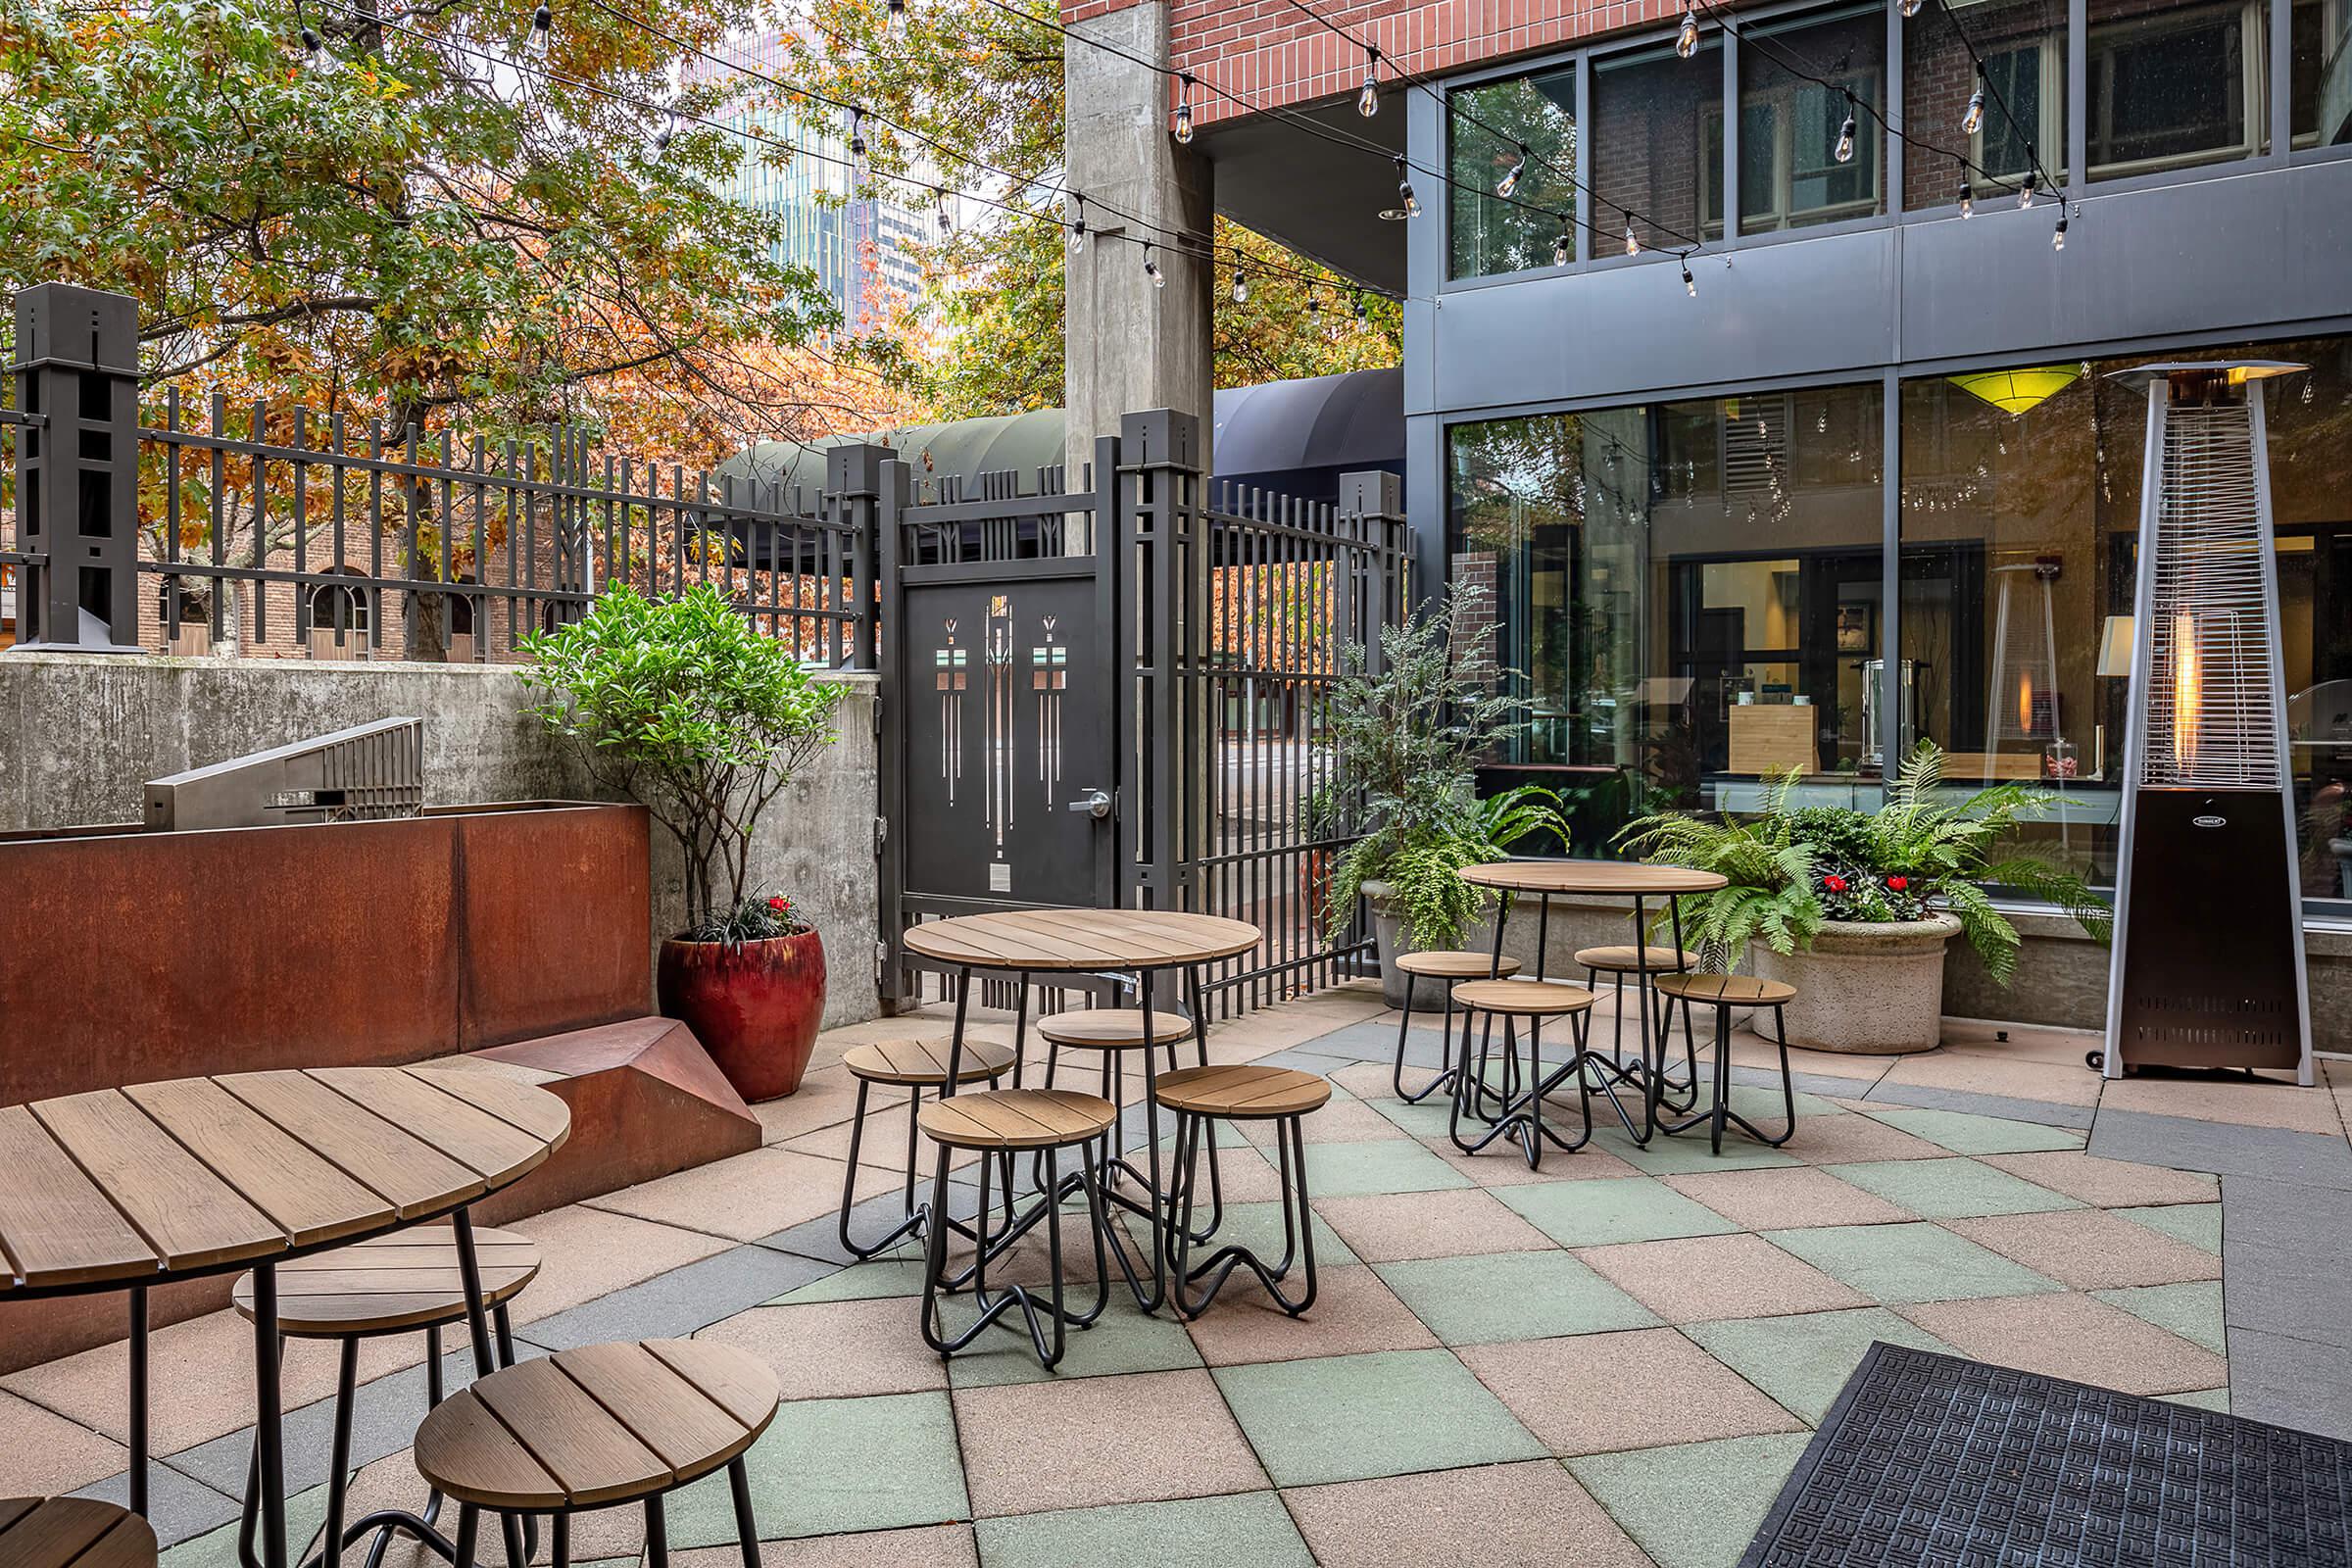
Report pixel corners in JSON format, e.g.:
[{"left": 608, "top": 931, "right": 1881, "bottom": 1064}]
[
  {"left": 1450, "top": 978, "right": 1596, "bottom": 1016},
  {"left": 0, "top": 1498, "right": 156, "bottom": 1568},
  {"left": 415, "top": 1340, "right": 777, "bottom": 1566},
  {"left": 918, "top": 1088, "right": 1118, "bottom": 1151},
  {"left": 1576, "top": 945, "right": 1701, "bottom": 974},
  {"left": 1035, "top": 1008, "right": 1193, "bottom": 1050},
  {"left": 230, "top": 1227, "right": 539, "bottom": 1339},
  {"left": 1652, "top": 973, "right": 1800, "bottom": 1155},
  {"left": 843, "top": 1037, "right": 1016, "bottom": 1086},
  {"left": 1655, "top": 972, "right": 1797, "bottom": 1006},
  {"left": 1152, "top": 1064, "right": 1331, "bottom": 1120},
  {"left": 1396, "top": 951, "right": 1522, "bottom": 979}
]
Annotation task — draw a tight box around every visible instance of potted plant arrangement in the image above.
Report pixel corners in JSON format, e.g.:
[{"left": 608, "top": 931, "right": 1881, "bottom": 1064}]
[
  {"left": 1618, "top": 742, "right": 2110, "bottom": 1053},
  {"left": 1316, "top": 588, "right": 1570, "bottom": 1006},
  {"left": 523, "top": 583, "right": 844, "bottom": 1101}
]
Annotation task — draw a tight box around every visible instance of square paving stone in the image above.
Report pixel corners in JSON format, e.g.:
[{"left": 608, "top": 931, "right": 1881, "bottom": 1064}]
[
  {"left": 1182, "top": 1263, "right": 1438, "bottom": 1366},
  {"left": 586, "top": 1148, "right": 851, "bottom": 1241},
  {"left": 1568, "top": 1433, "right": 1816, "bottom": 1568},
  {"left": 695, "top": 1299, "right": 948, "bottom": 1399},
  {"left": 2095, "top": 1280, "right": 2227, "bottom": 1355},
  {"left": 1662, "top": 1166, "right": 1911, "bottom": 1231},
  {"left": 673, "top": 1523, "right": 977, "bottom": 1567},
  {"left": 953, "top": 1368, "right": 1267, "bottom": 1516},
  {"left": 1764, "top": 1222, "right": 2063, "bottom": 1303},
  {"left": 946, "top": 1298, "right": 1203, "bottom": 1388},
  {"left": 1375, "top": 1251, "right": 1660, "bottom": 1345},
  {"left": 1778, "top": 1113, "right": 1950, "bottom": 1164},
  {"left": 1364, "top": 1094, "right": 1461, "bottom": 1140},
  {"left": 1822, "top": 1157, "right": 2082, "bottom": 1219},
  {"left": 1941, "top": 1210, "right": 2221, "bottom": 1291},
  {"left": 1421, "top": 1135, "right": 1643, "bottom": 1187},
  {"left": 1148, "top": 1199, "right": 1357, "bottom": 1267},
  {"left": 2115, "top": 1201, "right": 2223, "bottom": 1253},
  {"left": 1212, "top": 1348, "right": 1545, "bottom": 1486},
  {"left": 1684, "top": 1307, "right": 1954, "bottom": 1424},
  {"left": 1897, "top": 1291, "right": 2230, "bottom": 1396},
  {"left": 1597, "top": 1129, "right": 1802, "bottom": 1177},
  {"left": 1979, "top": 1151, "right": 2219, "bottom": 1207},
  {"left": 773, "top": 1256, "right": 931, "bottom": 1303},
  {"left": 1858, "top": 1106, "right": 2086, "bottom": 1155},
  {"left": 663, "top": 1392, "right": 967, "bottom": 1545},
  {"left": 973, "top": 1492, "right": 1313, "bottom": 1568},
  {"left": 1458, "top": 1327, "right": 1804, "bottom": 1455},
  {"left": 1283, "top": 1459, "right": 1651, "bottom": 1568},
  {"left": 1311, "top": 1188, "right": 1553, "bottom": 1261},
  {"left": 1495, "top": 1177, "right": 1740, "bottom": 1249},
  {"left": 1574, "top": 1234, "right": 1868, "bottom": 1323},
  {"left": 1305, "top": 1139, "right": 1477, "bottom": 1196}
]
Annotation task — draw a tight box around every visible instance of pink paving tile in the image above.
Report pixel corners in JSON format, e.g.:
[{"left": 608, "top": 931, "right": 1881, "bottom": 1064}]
[
  {"left": 1459, "top": 1327, "right": 1804, "bottom": 1456},
  {"left": 1977, "top": 1151, "right": 2220, "bottom": 1208},
  {"left": 1576, "top": 1234, "right": 1869, "bottom": 1323},
  {"left": 1898, "top": 1291, "right": 2229, "bottom": 1396},
  {"left": 1936, "top": 1018, "right": 2105, "bottom": 1066},
  {"left": 0, "top": 1307, "right": 309, "bottom": 1453},
  {"left": 0, "top": 1390, "right": 128, "bottom": 1496},
  {"left": 1874, "top": 1050, "right": 2100, "bottom": 1107},
  {"left": 1183, "top": 1263, "right": 1439, "bottom": 1366},
  {"left": 1245, "top": 1096, "right": 1409, "bottom": 1146},
  {"left": 952, "top": 1367, "right": 1267, "bottom": 1516},
  {"left": 1419, "top": 1134, "right": 1643, "bottom": 1187},
  {"left": 1776, "top": 1112, "right": 1949, "bottom": 1164},
  {"left": 507, "top": 1202, "right": 736, "bottom": 1321},
  {"left": 586, "top": 1146, "right": 859, "bottom": 1240},
  {"left": 2098, "top": 1076, "right": 2346, "bottom": 1135},
  {"left": 754, "top": 1063, "right": 866, "bottom": 1143},
  {"left": 1664, "top": 1166, "right": 1911, "bottom": 1230},
  {"left": 1940, "top": 1211, "right": 2222, "bottom": 1291},
  {"left": 1725, "top": 1031, "right": 1900, "bottom": 1087},
  {"left": 1312, "top": 1188, "right": 1555, "bottom": 1262},
  {"left": 1284, "top": 1458, "right": 1652, "bottom": 1567},
  {"left": 783, "top": 1113, "right": 986, "bottom": 1173},
  {"left": 695, "top": 1299, "right": 949, "bottom": 1399}
]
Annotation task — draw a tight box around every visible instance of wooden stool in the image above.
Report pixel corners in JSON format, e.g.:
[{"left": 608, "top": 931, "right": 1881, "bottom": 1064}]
[
  {"left": 1153, "top": 1066, "right": 1330, "bottom": 1319},
  {"left": 0, "top": 1498, "right": 156, "bottom": 1568},
  {"left": 1577, "top": 944, "right": 1703, "bottom": 1113},
  {"left": 837, "top": 1038, "right": 1017, "bottom": 1260},
  {"left": 1652, "top": 974, "right": 1801, "bottom": 1155},
  {"left": 1393, "top": 952, "right": 1522, "bottom": 1104},
  {"left": 917, "top": 1090, "right": 1116, "bottom": 1368},
  {"left": 1446, "top": 978, "right": 1598, "bottom": 1168},
  {"left": 413, "top": 1339, "right": 778, "bottom": 1568},
  {"left": 231, "top": 1227, "right": 539, "bottom": 1568}
]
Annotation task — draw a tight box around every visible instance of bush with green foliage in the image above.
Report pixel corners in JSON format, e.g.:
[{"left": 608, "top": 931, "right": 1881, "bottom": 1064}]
[{"left": 522, "top": 585, "right": 843, "bottom": 933}]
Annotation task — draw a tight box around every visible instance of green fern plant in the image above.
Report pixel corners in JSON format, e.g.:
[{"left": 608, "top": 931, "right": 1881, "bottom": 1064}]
[{"left": 1616, "top": 769, "right": 1824, "bottom": 969}]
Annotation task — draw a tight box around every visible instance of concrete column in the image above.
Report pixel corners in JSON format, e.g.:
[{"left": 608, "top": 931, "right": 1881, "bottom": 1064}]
[{"left": 1062, "top": 0, "right": 1214, "bottom": 480}]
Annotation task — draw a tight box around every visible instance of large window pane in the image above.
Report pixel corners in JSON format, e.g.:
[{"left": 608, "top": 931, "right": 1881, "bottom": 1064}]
[
  {"left": 2290, "top": 0, "right": 2352, "bottom": 146},
  {"left": 1736, "top": 6, "right": 1886, "bottom": 234},
  {"left": 1449, "top": 67, "right": 1578, "bottom": 279},
  {"left": 1904, "top": 0, "right": 2068, "bottom": 208},
  {"left": 2088, "top": 0, "right": 2268, "bottom": 178},
  {"left": 1447, "top": 384, "right": 1885, "bottom": 852},
  {"left": 1592, "top": 39, "right": 1724, "bottom": 252}
]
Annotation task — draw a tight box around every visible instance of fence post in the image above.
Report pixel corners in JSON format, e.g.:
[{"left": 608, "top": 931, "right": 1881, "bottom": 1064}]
[
  {"left": 1338, "top": 468, "right": 1405, "bottom": 676},
  {"left": 826, "top": 442, "right": 895, "bottom": 674},
  {"left": 1118, "top": 408, "right": 1206, "bottom": 914},
  {"left": 8, "top": 284, "right": 143, "bottom": 653}
]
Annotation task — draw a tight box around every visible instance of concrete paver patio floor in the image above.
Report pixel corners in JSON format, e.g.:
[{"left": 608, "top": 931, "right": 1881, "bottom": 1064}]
[{"left": 8, "top": 985, "right": 2349, "bottom": 1568}]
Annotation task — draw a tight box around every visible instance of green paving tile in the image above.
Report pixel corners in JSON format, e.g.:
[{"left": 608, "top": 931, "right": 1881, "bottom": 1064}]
[
  {"left": 1858, "top": 1106, "right": 2087, "bottom": 1154},
  {"left": 1596, "top": 1127, "right": 1802, "bottom": 1176},
  {"left": 164, "top": 1486, "right": 328, "bottom": 1568},
  {"left": 1823, "top": 1157, "right": 2082, "bottom": 1219},
  {"left": 2095, "top": 1280, "right": 2227, "bottom": 1354},
  {"left": 1374, "top": 1250, "right": 1659, "bottom": 1345},
  {"left": 1132, "top": 1200, "right": 1358, "bottom": 1268},
  {"left": 974, "top": 1492, "right": 1315, "bottom": 1568},
  {"left": 1366, "top": 1093, "right": 1458, "bottom": 1140},
  {"left": 1686, "top": 1307, "right": 1953, "bottom": 1424},
  {"left": 1570, "top": 1433, "right": 1816, "bottom": 1568},
  {"left": 1765, "top": 1222, "right": 2064, "bottom": 1303},
  {"left": 1302, "top": 1139, "right": 1475, "bottom": 1197},
  {"left": 1497, "top": 1176, "right": 1740, "bottom": 1248},
  {"left": 774, "top": 1255, "right": 931, "bottom": 1303},
  {"left": 2161, "top": 1386, "right": 2231, "bottom": 1412},
  {"left": 2117, "top": 1202, "right": 2223, "bottom": 1254},
  {"left": 1723, "top": 1084, "right": 1841, "bottom": 1119},
  {"left": 1212, "top": 1348, "right": 1545, "bottom": 1485},
  {"left": 666, "top": 1391, "right": 967, "bottom": 1544},
  {"left": 949, "top": 1293, "right": 1205, "bottom": 1387}
]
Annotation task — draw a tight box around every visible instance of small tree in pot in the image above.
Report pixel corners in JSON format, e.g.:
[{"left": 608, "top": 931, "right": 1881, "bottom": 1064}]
[
  {"left": 523, "top": 583, "right": 844, "bottom": 1100},
  {"left": 1619, "top": 743, "right": 2109, "bottom": 1053}
]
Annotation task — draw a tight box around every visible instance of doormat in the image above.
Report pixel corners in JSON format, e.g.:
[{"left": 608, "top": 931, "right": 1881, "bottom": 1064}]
[{"left": 1739, "top": 1342, "right": 2352, "bottom": 1566}]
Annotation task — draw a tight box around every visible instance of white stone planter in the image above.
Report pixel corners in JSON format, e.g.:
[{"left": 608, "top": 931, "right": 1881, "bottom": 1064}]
[{"left": 1750, "top": 914, "right": 1963, "bottom": 1054}]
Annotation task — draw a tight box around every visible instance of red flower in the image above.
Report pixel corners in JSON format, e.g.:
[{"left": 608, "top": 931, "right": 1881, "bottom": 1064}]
[
  {"left": 766, "top": 896, "right": 789, "bottom": 911},
  {"left": 1886, "top": 875, "right": 1908, "bottom": 891},
  {"left": 1823, "top": 874, "right": 1848, "bottom": 893}
]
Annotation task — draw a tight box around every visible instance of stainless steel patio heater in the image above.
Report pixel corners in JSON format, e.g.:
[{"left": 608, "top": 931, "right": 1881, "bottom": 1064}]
[{"left": 2101, "top": 361, "right": 2311, "bottom": 1084}]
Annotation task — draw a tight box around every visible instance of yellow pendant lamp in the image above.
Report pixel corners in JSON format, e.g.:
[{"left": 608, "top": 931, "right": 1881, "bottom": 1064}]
[{"left": 1948, "top": 365, "right": 2082, "bottom": 416}]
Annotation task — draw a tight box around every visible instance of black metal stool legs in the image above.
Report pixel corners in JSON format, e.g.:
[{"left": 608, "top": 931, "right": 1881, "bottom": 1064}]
[
  {"left": 1653, "top": 1000, "right": 1799, "bottom": 1152},
  {"left": 1168, "top": 1110, "right": 1317, "bottom": 1318},
  {"left": 918, "top": 1139, "right": 1110, "bottom": 1368}
]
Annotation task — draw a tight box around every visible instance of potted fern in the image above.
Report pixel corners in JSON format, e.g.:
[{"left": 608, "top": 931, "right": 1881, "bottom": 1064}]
[{"left": 1618, "top": 742, "right": 2109, "bottom": 1053}]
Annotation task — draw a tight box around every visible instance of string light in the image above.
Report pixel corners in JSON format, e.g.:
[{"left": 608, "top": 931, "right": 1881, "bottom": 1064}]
[
  {"left": 1552, "top": 230, "right": 1570, "bottom": 268},
  {"left": 1395, "top": 158, "right": 1421, "bottom": 218},
  {"left": 1495, "top": 144, "right": 1526, "bottom": 199},
  {"left": 653, "top": 108, "right": 679, "bottom": 155},
  {"left": 1835, "top": 98, "right": 1857, "bottom": 165},
  {"left": 1682, "top": 258, "right": 1696, "bottom": 297},
  {"left": 1962, "top": 71, "right": 1985, "bottom": 136},
  {"left": 1352, "top": 290, "right": 1368, "bottom": 322},
  {"left": 1066, "top": 193, "right": 1086, "bottom": 255},
  {"left": 1624, "top": 220, "right": 1640, "bottom": 257},
  {"left": 1357, "top": 47, "right": 1380, "bottom": 117},
  {"left": 1957, "top": 161, "right": 1973, "bottom": 217},
  {"left": 2018, "top": 169, "right": 2036, "bottom": 208},
  {"left": 1676, "top": 3, "right": 1700, "bottom": 57},
  {"left": 1899, "top": 0, "right": 1926, "bottom": 15},
  {"left": 523, "top": 1, "right": 552, "bottom": 57},
  {"left": 2052, "top": 211, "right": 2068, "bottom": 251},
  {"left": 935, "top": 186, "right": 953, "bottom": 235},
  {"left": 885, "top": 0, "right": 906, "bottom": 24},
  {"left": 848, "top": 105, "right": 865, "bottom": 158},
  {"left": 1143, "top": 243, "right": 1165, "bottom": 288},
  {"left": 1306, "top": 288, "right": 1321, "bottom": 316},
  {"left": 299, "top": 23, "right": 337, "bottom": 73},
  {"left": 1174, "top": 74, "right": 1196, "bottom": 143},
  {"left": 1231, "top": 269, "right": 1248, "bottom": 304}
]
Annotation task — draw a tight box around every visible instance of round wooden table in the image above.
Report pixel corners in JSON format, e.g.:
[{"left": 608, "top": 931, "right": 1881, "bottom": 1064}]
[
  {"left": 902, "top": 909, "right": 1261, "bottom": 1333},
  {"left": 1457, "top": 860, "right": 1728, "bottom": 1148},
  {"left": 0, "top": 1065, "right": 570, "bottom": 1568}
]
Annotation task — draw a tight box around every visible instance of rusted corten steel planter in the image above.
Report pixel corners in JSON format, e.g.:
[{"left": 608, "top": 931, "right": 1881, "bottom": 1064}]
[{"left": 658, "top": 927, "right": 828, "bottom": 1102}]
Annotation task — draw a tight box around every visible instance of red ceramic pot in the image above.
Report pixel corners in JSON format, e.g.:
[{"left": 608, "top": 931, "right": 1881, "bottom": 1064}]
[{"left": 657, "top": 928, "right": 827, "bottom": 1102}]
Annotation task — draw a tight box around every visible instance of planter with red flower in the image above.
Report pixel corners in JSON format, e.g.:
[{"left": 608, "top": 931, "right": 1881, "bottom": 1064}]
[
  {"left": 524, "top": 584, "right": 843, "bottom": 1102},
  {"left": 1619, "top": 743, "right": 2109, "bottom": 1054}
]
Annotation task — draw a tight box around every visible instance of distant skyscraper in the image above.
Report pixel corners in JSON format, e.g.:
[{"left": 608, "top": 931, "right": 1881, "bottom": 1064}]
[{"left": 686, "top": 33, "right": 925, "bottom": 335}]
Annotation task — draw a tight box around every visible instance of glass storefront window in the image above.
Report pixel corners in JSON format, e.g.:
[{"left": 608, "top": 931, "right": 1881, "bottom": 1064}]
[
  {"left": 1447, "top": 384, "right": 1886, "bottom": 851},
  {"left": 2290, "top": 0, "right": 2352, "bottom": 145},
  {"left": 1449, "top": 66, "right": 1579, "bottom": 279},
  {"left": 1592, "top": 39, "right": 1726, "bottom": 251},
  {"left": 1735, "top": 6, "right": 1887, "bottom": 233},
  {"left": 1904, "top": 0, "right": 2068, "bottom": 207},
  {"left": 2087, "top": 0, "right": 2269, "bottom": 178}
]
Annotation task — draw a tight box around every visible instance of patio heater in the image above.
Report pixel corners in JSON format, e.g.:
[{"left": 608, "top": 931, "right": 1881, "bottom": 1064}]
[{"left": 2100, "top": 361, "right": 2311, "bottom": 1084}]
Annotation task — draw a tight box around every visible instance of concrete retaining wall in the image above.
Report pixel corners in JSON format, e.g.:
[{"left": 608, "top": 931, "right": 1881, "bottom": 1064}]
[{"left": 0, "top": 651, "right": 882, "bottom": 1028}]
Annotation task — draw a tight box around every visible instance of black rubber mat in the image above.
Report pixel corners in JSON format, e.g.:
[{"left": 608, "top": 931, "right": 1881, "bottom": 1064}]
[{"left": 1740, "top": 1342, "right": 2352, "bottom": 1567}]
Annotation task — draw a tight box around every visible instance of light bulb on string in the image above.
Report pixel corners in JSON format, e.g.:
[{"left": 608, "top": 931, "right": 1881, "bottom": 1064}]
[
  {"left": 2017, "top": 170, "right": 2036, "bottom": 208},
  {"left": 1676, "top": 3, "right": 1699, "bottom": 58},
  {"left": 523, "top": 2, "right": 552, "bottom": 57},
  {"left": 1067, "top": 194, "right": 1086, "bottom": 255},
  {"left": 1174, "top": 74, "right": 1195, "bottom": 144},
  {"left": 1143, "top": 244, "right": 1164, "bottom": 289},
  {"left": 886, "top": 0, "right": 906, "bottom": 25},
  {"left": 1551, "top": 230, "right": 1570, "bottom": 269},
  {"left": 653, "top": 108, "right": 680, "bottom": 156},
  {"left": 1495, "top": 144, "right": 1526, "bottom": 199},
  {"left": 2052, "top": 211, "right": 2068, "bottom": 251},
  {"left": 1231, "top": 269, "right": 1248, "bottom": 305},
  {"left": 1306, "top": 288, "right": 1321, "bottom": 317},
  {"left": 1956, "top": 161, "right": 1972, "bottom": 217},
  {"left": 1962, "top": 73, "right": 1984, "bottom": 135},
  {"left": 1624, "top": 220, "right": 1641, "bottom": 257},
  {"left": 1682, "top": 259, "right": 1696, "bottom": 297},
  {"left": 1353, "top": 291, "right": 1368, "bottom": 323},
  {"left": 1899, "top": 0, "right": 1925, "bottom": 14},
  {"left": 299, "top": 22, "right": 337, "bottom": 73},
  {"left": 1357, "top": 47, "right": 1381, "bottom": 118},
  {"left": 849, "top": 106, "right": 865, "bottom": 159},
  {"left": 935, "top": 188, "right": 953, "bottom": 236},
  {"left": 1834, "top": 100, "right": 1857, "bottom": 165},
  {"left": 1394, "top": 158, "right": 1421, "bottom": 218}
]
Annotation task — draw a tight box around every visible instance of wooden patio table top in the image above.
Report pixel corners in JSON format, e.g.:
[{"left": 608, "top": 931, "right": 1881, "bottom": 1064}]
[
  {"left": 0, "top": 1065, "right": 570, "bottom": 1298},
  {"left": 901, "top": 908, "right": 1261, "bottom": 973},
  {"left": 1457, "top": 860, "right": 1728, "bottom": 896}
]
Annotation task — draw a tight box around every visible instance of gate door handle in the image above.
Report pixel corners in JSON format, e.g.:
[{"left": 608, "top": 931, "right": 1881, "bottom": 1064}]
[{"left": 1066, "top": 788, "right": 1112, "bottom": 820}]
